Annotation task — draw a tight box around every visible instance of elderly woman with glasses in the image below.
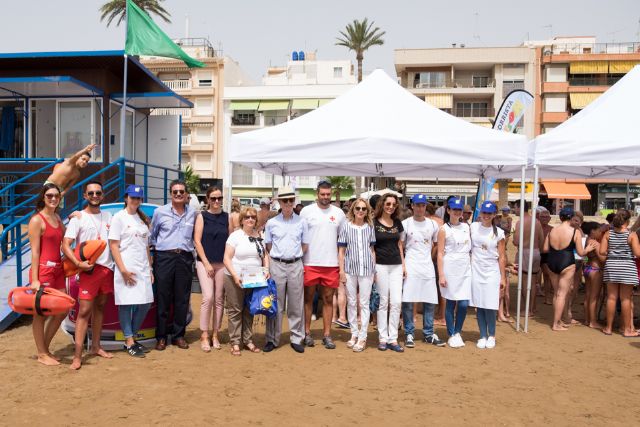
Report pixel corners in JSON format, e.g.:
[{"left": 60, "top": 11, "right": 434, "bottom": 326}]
[
  {"left": 194, "top": 186, "right": 233, "bottom": 352},
  {"left": 223, "top": 206, "right": 270, "bottom": 356}
]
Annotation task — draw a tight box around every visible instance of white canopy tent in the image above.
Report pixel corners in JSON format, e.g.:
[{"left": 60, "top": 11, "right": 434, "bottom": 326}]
[
  {"left": 229, "top": 69, "right": 528, "bottom": 178},
  {"left": 227, "top": 69, "right": 531, "bottom": 331},
  {"left": 522, "top": 65, "right": 640, "bottom": 332}
]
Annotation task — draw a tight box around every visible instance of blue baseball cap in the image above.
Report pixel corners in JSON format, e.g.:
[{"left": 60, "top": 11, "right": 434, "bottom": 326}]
[
  {"left": 411, "top": 194, "right": 428, "bottom": 204},
  {"left": 125, "top": 184, "right": 144, "bottom": 198},
  {"left": 480, "top": 201, "right": 497, "bottom": 214},
  {"left": 559, "top": 207, "right": 574, "bottom": 218},
  {"left": 448, "top": 198, "right": 463, "bottom": 209}
]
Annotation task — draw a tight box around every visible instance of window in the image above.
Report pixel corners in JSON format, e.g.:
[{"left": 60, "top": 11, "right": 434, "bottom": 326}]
[
  {"left": 472, "top": 76, "right": 489, "bottom": 88},
  {"left": 194, "top": 97, "right": 213, "bottom": 116},
  {"left": 193, "top": 153, "right": 212, "bottom": 170},
  {"left": 197, "top": 71, "right": 213, "bottom": 87},
  {"left": 232, "top": 164, "right": 253, "bottom": 185},
  {"left": 232, "top": 111, "right": 256, "bottom": 125},
  {"left": 333, "top": 67, "right": 343, "bottom": 78},
  {"left": 455, "top": 102, "right": 489, "bottom": 118},
  {"left": 195, "top": 126, "right": 213, "bottom": 142},
  {"left": 414, "top": 72, "right": 447, "bottom": 88},
  {"left": 503, "top": 80, "right": 525, "bottom": 94},
  {"left": 543, "top": 94, "right": 567, "bottom": 113}
]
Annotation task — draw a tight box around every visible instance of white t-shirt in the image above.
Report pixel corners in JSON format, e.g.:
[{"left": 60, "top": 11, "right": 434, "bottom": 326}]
[
  {"left": 300, "top": 203, "right": 345, "bottom": 267},
  {"left": 224, "top": 230, "right": 264, "bottom": 276},
  {"left": 64, "top": 211, "right": 114, "bottom": 269}
]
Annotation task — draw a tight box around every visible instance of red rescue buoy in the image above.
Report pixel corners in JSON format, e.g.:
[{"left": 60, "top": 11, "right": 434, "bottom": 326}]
[
  {"left": 62, "top": 239, "right": 107, "bottom": 277},
  {"left": 8, "top": 287, "right": 76, "bottom": 316}
]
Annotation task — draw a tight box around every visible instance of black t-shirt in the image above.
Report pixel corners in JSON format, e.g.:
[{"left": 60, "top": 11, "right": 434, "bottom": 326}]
[{"left": 374, "top": 218, "right": 404, "bottom": 265}]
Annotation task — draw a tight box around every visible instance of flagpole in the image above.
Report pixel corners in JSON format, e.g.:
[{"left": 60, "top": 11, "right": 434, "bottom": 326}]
[{"left": 119, "top": 0, "right": 129, "bottom": 160}]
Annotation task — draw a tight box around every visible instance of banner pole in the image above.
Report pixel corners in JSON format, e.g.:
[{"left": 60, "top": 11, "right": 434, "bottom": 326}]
[
  {"left": 516, "top": 166, "right": 526, "bottom": 332},
  {"left": 119, "top": 1, "right": 129, "bottom": 160},
  {"left": 524, "top": 165, "right": 539, "bottom": 333}
]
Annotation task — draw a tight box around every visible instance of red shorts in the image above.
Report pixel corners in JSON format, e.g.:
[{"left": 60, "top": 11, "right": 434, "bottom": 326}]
[
  {"left": 29, "top": 264, "right": 65, "bottom": 290},
  {"left": 303, "top": 266, "right": 340, "bottom": 288},
  {"left": 78, "top": 265, "right": 114, "bottom": 300}
]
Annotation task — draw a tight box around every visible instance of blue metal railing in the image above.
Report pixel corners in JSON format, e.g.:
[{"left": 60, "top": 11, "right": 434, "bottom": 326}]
[{"left": 0, "top": 157, "right": 182, "bottom": 289}]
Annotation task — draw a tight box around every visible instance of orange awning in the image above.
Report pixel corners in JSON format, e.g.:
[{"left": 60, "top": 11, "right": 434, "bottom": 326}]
[{"left": 541, "top": 181, "right": 591, "bottom": 200}]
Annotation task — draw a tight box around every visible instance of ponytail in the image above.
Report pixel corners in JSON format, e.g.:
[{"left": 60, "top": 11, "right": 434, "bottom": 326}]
[{"left": 137, "top": 207, "right": 150, "bottom": 226}]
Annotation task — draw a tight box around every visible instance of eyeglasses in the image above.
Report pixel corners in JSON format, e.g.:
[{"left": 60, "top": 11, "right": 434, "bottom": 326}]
[
  {"left": 87, "top": 191, "right": 103, "bottom": 197},
  {"left": 172, "top": 189, "right": 186, "bottom": 195},
  {"left": 244, "top": 215, "right": 257, "bottom": 220},
  {"left": 45, "top": 193, "right": 60, "bottom": 200},
  {"left": 354, "top": 206, "right": 368, "bottom": 212},
  {"left": 209, "top": 196, "right": 223, "bottom": 202},
  {"left": 280, "top": 198, "right": 295, "bottom": 204}
]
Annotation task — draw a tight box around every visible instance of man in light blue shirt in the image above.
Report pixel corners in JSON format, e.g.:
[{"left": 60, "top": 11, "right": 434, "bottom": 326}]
[
  {"left": 150, "top": 179, "right": 196, "bottom": 351},
  {"left": 264, "top": 186, "right": 309, "bottom": 353}
]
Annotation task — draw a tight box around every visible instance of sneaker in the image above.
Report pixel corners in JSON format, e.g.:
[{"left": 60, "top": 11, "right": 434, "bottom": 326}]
[
  {"left": 486, "top": 336, "right": 496, "bottom": 349},
  {"left": 448, "top": 334, "right": 463, "bottom": 349},
  {"left": 304, "top": 334, "right": 315, "bottom": 347},
  {"left": 455, "top": 333, "right": 466, "bottom": 347},
  {"left": 322, "top": 336, "right": 336, "bottom": 349},
  {"left": 424, "top": 334, "right": 445, "bottom": 347},
  {"left": 133, "top": 341, "right": 150, "bottom": 353},
  {"left": 405, "top": 334, "right": 415, "bottom": 348},
  {"left": 124, "top": 344, "right": 145, "bottom": 358},
  {"left": 476, "top": 338, "right": 487, "bottom": 349}
]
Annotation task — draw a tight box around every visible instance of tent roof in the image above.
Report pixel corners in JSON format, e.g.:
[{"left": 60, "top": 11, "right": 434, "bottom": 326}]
[
  {"left": 532, "top": 65, "right": 640, "bottom": 178},
  {"left": 229, "top": 69, "right": 528, "bottom": 178}
]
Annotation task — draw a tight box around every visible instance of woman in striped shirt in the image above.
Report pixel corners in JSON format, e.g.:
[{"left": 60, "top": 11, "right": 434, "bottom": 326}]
[
  {"left": 600, "top": 209, "right": 640, "bottom": 337},
  {"left": 338, "top": 198, "right": 376, "bottom": 352}
]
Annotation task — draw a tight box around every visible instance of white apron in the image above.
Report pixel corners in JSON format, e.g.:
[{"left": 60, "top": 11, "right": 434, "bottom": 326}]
[
  {"left": 402, "top": 218, "right": 438, "bottom": 303},
  {"left": 470, "top": 223, "right": 504, "bottom": 310},
  {"left": 440, "top": 223, "right": 471, "bottom": 301},
  {"left": 111, "top": 211, "right": 154, "bottom": 305}
]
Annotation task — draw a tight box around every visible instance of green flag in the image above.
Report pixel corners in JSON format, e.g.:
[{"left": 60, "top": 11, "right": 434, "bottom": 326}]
[{"left": 124, "top": 0, "right": 204, "bottom": 68}]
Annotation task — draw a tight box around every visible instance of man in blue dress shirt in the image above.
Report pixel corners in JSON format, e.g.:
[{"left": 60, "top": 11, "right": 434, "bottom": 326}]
[
  {"left": 263, "top": 186, "right": 309, "bottom": 353},
  {"left": 150, "top": 180, "right": 197, "bottom": 350}
]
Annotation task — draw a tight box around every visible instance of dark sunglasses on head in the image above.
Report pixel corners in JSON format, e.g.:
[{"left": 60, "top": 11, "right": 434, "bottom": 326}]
[
  {"left": 45, "top": 193, "right": 60, "bottom": 200},
  {"left": 317, "top": 180, "right": 331, "bottom": 189},
  {"left": 244, "top": 215, "right": 257, "bottom": 220},
  {"left": 87, "top": 191, "right": 103, "bottom": 197},
  {"left": 172, "top": 189, "right": 186, "bottom": 195},
  {"left": 354, "top": 206, "right": 368, "bottom": 212},
  {"left": 209, "top": 196, "right": 223, "bottom": 202},
  {"left": 280, "top": 198, "right": 295, "bottom": 204}
]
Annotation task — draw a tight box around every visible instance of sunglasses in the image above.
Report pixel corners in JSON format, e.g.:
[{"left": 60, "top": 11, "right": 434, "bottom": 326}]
[
  {"left": 45, "top": 193, "right": 60, "bottom": 200},
  {"left": 280, "top": 198, "right": 295, "bottom": 204},
  {"left": 87, "top": 191, "right": 103, "bottom": 197},
  {"left": 209, "top": 196, "right": 223, "bottom": 202},
  {"left": 384, "top": 202, "right": 397, "bottom": 207},
  {"left": 316, "top": 180, "right": 331, "bottom": 189},
  {"left": 354, "top": 206, "right": 368, "bottom": 212},
  {"left": 244, "top": 215, "right": 257, "bottom": 220},
  {"left": 172, "top": 189, "right": 186, "bottom": 195}
]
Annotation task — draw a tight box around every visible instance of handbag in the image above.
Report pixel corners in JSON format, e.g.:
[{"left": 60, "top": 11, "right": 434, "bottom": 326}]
[
  {"left": 369, "top": 282, "right": 380, "bottom": 312},
  {"left": 245, "top": 278, "right": 278, "bottom": 318}
]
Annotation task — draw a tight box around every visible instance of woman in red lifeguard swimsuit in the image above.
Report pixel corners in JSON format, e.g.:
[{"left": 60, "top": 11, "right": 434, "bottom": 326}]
[{"left": 27, "top": 183, "right": 66, "bottom": 366}]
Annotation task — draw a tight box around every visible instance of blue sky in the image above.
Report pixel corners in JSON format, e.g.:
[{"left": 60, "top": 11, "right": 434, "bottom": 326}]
[{"left": 1, "top": 0, "right": 638, "bottom": 80}]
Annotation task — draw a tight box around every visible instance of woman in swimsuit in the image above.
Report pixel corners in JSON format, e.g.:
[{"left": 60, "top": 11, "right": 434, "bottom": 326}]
[
  {"left": 27, "top": 183, "right": 67, "bottom": 366},
  {"left": 600, "top": 209, "right": 640, "bottom": 337},
  {"left": 543, "top": 207, "right": 596, "bottom": 331},
  {"left": 580, "top": 221, "right": 605, "bottom": 329}
]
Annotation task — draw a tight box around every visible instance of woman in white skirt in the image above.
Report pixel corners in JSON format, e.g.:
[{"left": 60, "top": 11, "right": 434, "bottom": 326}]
[
  {"left": 437, "top": 197, "right": 471, "bottom": 348},
  {"left": 470, "top": 201, "right": 507, "bottom": 349}
]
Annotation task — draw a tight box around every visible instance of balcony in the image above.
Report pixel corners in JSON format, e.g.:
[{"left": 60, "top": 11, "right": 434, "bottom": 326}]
[
  {"left": 232, "top": 116, "right": 256, "bottom": 126},
  {"left": 569, "top": 75, "right": 623, "bottom": 86},
  {"left": 452, "top": 106, "right": 495, "bottom": 118},
  {"left": 181, "top": 135, "right": 191, "bottom": 146},
  {"left": 162, "top": 80, "right": 192, "bottom": 91},
  {"left": 414, "top": 78, "right": 496, "bottom": 89},
  {"left": 547, "top": 42, "right": 640, "bottom": 55},
  {"left": 151, "top": 108, "right": 192, "bottom": 118}
]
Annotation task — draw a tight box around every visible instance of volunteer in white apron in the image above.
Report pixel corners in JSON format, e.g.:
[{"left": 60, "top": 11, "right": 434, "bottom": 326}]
[
  {"left": 436, "top": 197, "right": 471, "bottom": 348},
  {"left": 401, "top": 194, "right": 445, "bottom": 348},
  {"left": 470, "top": 201, "right": 506, "bottom": 349},
  {"left": 108, "top": 185, "right": 154, "bottom": 358}
]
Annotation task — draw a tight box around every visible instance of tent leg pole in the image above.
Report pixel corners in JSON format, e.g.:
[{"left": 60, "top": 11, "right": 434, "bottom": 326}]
[
  {"left": 524, "top": 165, "right": 539, "bottom": 333},
  {"left": 226, "top": 161, "right": 233, "bottom": 212},
  {"left": 516, "top": 166, "right": 526, "bottom": 332}
]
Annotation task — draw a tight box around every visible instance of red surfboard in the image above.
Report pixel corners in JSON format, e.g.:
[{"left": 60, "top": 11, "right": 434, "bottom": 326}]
[
  {"left": 8, "top": 287, "right": 76, "bottom": 316},
  {"left": 62, "top": 239, "right": 107, "bottom": 277}
]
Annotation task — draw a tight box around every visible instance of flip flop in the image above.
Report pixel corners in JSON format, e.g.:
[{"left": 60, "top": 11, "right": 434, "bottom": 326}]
[{"left": 602, "top": 330, "right": 612, "bottom": 336}]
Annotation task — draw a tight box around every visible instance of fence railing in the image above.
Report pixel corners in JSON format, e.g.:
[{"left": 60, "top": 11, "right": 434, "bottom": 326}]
[
  {"left": 151, "top": 108, "right": 192, "bottom": 118},
  {"left": 548, "top": 42, "right": 640, "bottom": 55},
  {"left": 162, "top": 80, "right": 192, "bottom": 90}
]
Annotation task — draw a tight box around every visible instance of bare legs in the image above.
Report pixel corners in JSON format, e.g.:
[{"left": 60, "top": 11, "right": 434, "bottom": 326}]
[
  {"left": 33, "top": 312, "right": 66, "bottom": 365},
  {"left": 583, "top": 270, "right": 603, "bottom": 329},
  {"left": 551, "top": 266, "right": 575, "bottom": 331},
  {"left": 604, "top": 283, "right": 638, "bottom": 336},
  {"left": 304, "top": 285, "right": 334, "bottom": 337}
]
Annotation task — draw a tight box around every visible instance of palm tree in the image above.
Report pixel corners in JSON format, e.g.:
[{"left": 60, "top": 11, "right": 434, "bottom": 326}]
[
  {"left": 100, "top": 0, "right": 171, "bottom": 27},
  {"left": 182, "top": 164, "right": 200, "bottom": 195},
  {"left": 335, "top": 18, "right": 386, "bottom": 82},
  {"left": 325, "top": 176, "right": 355, "bottom": 204}
]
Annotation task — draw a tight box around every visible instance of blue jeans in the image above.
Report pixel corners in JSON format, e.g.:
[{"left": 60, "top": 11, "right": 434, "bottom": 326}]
[
  {"left": 476, "top": 308, "right": 497, "bottom": 338},
  {"left": 445, "top": 299, "right": 469, "bottom": 337},
  {"left": 118, "top": 303, "right": 151, "bottom": 340},
  {"left": 401, "top": 302, "right": 435, "bottom": 337}
]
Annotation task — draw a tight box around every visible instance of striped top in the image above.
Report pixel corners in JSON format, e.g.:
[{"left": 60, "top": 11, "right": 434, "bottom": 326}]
[
  {"left": 603, "top": 230, "right": 639, "bottom": 285},
  {"left": 338, "top": 221, "right": 376, "bottom": 276}
]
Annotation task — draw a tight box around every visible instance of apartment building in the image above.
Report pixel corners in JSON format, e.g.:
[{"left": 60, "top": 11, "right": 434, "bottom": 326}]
[
  {"left": 141, "top": 38, "right": 224, "bottom": 191},
  {"left": 223, "top": 54, "right": 356, "bottom": 203}
]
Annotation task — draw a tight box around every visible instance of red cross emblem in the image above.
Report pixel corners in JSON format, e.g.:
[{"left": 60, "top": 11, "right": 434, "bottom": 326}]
[{"left": 329, "top": 216, "right": 335, "bottom": 222}]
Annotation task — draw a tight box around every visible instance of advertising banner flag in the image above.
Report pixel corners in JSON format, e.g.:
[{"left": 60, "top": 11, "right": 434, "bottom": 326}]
[{"left": 493, "top": 89, "right": 534, "bottom": 133}]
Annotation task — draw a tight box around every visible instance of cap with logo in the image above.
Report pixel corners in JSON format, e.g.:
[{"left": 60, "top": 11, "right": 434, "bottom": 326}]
[
  {"left": 448, "top": 198, "right": 463, "bottom": 209},
  {"left": 501, "top": 206, "right": 511, "bottom": 212},
  {"left": 411, "top": 194, "right": 427, "bottom": 204},
  {"left": 480, "top": 201, "right": 497, "bottom": 214},
  {"left": 125, "top": 185, "right": 144, "bottom": 198}
]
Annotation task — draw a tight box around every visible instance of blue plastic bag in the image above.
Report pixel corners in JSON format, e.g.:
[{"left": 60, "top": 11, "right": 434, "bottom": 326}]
[{"left": 246, "top": 278, "right": 278, "bottom": 318}]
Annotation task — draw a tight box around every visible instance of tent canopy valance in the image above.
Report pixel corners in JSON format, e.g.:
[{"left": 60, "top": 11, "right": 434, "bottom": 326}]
[{"left": 229, "top": 70, "right": 528, "bottom": 178}]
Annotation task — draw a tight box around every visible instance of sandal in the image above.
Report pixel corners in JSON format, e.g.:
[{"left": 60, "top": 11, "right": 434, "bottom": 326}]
[
  {"left": 212, "top": 337, "right": 221, "bottom": 350},
  {"left": 346, "top": 336, "right": 357, "bottom": 349},
  {"left": 200, "top": 338, "right": 211, "bottom": 353},
  {"left": 245, "top": 343, "right": 261, "bottom": 353},
  {"left": 230, "top": 345, "right": 241, "bottom": 356},
  {"left": 353, "top": 339, "right": 366, "bottom": 353}
]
